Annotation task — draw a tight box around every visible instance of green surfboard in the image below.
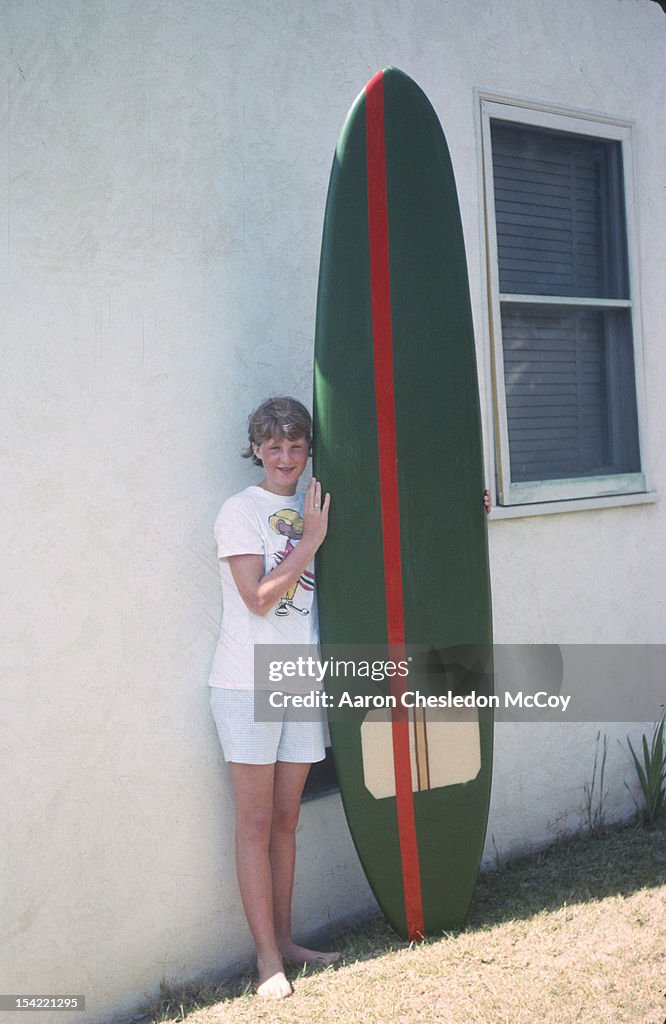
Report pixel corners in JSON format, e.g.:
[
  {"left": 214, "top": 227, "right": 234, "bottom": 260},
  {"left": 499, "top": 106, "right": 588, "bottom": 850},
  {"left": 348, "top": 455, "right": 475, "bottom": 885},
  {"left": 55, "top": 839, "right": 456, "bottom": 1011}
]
[{"left": 313, "top": 68, "right": 493, "bottom": 939}]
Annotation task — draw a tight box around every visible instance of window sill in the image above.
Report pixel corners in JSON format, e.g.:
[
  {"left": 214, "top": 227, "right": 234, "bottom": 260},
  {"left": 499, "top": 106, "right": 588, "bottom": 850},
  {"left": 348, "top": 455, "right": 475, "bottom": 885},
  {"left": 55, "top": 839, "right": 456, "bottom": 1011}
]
[{"left": 488, "top": 490, "right": 658, "bottom": 520}]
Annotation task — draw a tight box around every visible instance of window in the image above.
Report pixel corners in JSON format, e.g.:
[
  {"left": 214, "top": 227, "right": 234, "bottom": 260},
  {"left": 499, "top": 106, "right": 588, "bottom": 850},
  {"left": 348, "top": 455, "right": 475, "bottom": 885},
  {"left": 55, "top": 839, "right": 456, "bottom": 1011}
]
[{"left": 481, "top": 99, "right": 647, "bottom": 507}]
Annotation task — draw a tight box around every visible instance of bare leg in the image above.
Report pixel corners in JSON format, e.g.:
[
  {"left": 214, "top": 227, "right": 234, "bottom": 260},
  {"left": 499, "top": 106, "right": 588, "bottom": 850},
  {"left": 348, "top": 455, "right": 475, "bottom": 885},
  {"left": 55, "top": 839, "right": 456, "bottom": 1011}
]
[
  {"left": 229, "top": 762, "right": 292, "bottom": 1000},
  {"left": 271, "top": 761, "right": 341, "bottom": 968}
]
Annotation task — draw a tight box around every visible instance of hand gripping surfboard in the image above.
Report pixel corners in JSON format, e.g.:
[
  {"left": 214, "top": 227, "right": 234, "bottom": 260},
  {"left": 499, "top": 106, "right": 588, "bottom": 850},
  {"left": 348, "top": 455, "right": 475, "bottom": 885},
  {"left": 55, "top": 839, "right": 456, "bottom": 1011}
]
[{"left": 313, "top": 68, "right": 494, "bottom": 940}]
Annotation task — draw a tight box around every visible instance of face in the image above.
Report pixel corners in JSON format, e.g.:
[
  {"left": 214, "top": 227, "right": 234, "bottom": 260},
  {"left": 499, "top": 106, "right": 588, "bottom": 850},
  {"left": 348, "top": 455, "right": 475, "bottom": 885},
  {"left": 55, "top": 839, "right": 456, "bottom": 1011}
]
[{"left": 253, "top": 434, "right": 309, "bottom": 495}]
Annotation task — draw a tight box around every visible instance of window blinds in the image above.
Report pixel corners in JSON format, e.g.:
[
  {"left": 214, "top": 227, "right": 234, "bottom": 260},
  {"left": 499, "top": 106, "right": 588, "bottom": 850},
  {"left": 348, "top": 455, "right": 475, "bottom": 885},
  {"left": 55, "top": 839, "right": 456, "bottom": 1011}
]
[{"left": 490, "top": 122, "right": 638, "bottom": 483}]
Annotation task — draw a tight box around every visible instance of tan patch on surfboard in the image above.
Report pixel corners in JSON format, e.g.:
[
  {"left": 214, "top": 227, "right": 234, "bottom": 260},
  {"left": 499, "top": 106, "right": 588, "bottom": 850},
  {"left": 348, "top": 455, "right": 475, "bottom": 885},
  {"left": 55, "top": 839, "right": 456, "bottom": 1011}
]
[{"left": 361, "top": 709, "right": 481, "bottom": 799}]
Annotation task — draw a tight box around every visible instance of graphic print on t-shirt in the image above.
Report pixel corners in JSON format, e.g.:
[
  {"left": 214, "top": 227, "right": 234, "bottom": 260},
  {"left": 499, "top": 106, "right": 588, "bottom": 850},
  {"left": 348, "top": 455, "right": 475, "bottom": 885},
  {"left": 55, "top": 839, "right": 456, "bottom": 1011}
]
[{"left": 268, "top": 508, "right": 315, "bottom": 617}]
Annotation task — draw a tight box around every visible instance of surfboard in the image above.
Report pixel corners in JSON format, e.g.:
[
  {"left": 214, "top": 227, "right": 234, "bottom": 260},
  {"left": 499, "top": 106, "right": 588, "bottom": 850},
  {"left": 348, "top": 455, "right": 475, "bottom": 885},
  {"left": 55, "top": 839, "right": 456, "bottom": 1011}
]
[{"left": 313, "top": 67, "right": 493, "bottom": 940}]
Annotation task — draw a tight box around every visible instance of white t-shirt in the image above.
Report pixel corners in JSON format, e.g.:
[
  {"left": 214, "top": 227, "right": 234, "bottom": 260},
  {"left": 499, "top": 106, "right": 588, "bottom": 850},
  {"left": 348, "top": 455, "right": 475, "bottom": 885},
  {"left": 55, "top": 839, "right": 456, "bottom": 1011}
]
[{"left": 208, "top": 485, "right": 319, "bottom": 689}]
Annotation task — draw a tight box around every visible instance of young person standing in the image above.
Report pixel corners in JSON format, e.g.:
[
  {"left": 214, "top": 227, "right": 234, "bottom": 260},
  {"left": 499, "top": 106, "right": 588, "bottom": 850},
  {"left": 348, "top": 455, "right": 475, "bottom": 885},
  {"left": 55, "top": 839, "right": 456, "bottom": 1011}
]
[{"left": 209, "top": 397, "right": 339, "bottom": 1000}]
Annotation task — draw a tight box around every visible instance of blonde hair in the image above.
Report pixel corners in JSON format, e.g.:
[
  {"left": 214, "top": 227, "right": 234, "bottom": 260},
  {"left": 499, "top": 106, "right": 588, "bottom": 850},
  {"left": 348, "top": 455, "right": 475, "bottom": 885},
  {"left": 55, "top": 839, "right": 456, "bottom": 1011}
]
[{"left": 242, "top": 396, "right": 312, "bottom": 466}]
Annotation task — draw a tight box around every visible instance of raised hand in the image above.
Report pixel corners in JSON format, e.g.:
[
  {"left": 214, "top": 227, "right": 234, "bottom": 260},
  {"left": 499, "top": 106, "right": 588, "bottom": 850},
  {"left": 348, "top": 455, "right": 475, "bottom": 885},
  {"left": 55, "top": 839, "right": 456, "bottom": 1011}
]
[{"left": 302, "top": 477, "right": 331, "bottom": 550}]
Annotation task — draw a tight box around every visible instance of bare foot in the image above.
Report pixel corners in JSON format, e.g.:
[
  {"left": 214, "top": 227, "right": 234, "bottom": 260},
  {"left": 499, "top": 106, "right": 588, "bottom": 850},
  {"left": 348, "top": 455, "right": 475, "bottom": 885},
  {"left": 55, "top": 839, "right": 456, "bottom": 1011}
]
[
  {"left": 281, "top": 942, "right": 341, "bottom": 967},
  {"left": 256, "top": 969, "right": 293, "bottom": 1000},
  {"left": 256, "top": 956, "right": 293, "bottom": 1000}
]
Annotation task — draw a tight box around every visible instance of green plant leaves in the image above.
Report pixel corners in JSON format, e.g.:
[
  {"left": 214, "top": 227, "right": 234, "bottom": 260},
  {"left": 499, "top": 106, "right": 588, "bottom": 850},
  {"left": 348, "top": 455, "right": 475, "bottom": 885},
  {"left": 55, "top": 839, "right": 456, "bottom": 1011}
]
[{"left": 627, "top": 712, "right": 666, "bottom": 824}]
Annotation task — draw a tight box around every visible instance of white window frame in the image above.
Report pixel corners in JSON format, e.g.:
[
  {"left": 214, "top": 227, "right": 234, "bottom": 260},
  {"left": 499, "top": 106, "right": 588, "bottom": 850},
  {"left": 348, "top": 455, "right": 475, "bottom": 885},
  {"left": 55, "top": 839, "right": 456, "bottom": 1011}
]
[{"left": 479, "top": 94, "right": 652, "bottom": 513}]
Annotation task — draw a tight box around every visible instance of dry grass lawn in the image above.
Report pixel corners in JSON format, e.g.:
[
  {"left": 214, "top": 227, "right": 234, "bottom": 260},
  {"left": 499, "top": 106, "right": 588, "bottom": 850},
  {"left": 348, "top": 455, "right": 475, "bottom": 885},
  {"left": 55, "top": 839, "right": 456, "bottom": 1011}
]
[{"left": 145, "top": 822, "right": 665, "bottom": 1024}]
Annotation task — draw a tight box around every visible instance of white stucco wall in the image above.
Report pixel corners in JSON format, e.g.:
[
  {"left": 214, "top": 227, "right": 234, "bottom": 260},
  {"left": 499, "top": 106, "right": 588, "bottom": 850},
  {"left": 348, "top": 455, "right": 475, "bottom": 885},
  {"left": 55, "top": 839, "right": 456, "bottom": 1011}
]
[{"left": 1, "top": 1, "right": 664, "bottom": 1021}]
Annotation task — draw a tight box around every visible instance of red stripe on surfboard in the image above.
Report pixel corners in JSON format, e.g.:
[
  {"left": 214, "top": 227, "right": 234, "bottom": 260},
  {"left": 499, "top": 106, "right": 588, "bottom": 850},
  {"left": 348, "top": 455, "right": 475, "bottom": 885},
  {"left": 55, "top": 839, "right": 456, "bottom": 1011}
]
[{"left": 365, "top": 69, "right": 425, "bottom": 942}]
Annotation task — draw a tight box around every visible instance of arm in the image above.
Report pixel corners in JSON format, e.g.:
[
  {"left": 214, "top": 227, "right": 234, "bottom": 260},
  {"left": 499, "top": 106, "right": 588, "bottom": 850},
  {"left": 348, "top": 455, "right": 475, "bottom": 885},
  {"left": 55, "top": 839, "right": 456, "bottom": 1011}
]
[{"left": 229, "top": 478, "right": 331, "bottom": 616}]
